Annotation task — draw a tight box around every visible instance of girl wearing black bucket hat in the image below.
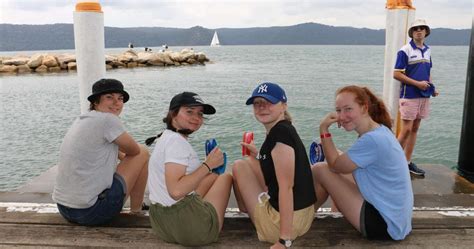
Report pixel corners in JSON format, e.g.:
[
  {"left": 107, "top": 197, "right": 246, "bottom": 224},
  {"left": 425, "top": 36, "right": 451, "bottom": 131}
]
[
  {"left": 53, "top": 78, "right": 149, "bottom": 226},
  {"left": 146, "top": 92, "right": 232, "bottom": 246}
]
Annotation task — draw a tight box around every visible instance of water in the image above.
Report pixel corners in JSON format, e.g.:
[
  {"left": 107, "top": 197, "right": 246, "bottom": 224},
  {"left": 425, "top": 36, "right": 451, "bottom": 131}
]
[{"left": 0, "top": 45, "right": 469, "bottom": 191}]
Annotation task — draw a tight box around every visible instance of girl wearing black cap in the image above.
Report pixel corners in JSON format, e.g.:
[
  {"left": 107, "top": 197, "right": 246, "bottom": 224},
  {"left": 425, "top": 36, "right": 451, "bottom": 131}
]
[
  {"left": 146, "top": 92, "right": 232, "bottom": 246},
  {"left": 53, "top": 78, "right": 149, "bottom": 226},
  {"left": 233, "top": 82, "right": 316, "bottom": 248}
]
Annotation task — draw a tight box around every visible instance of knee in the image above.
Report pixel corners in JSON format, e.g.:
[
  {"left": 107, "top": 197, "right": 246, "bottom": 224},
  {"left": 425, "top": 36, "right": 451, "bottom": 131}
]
[{"left": 312, "top": 162, "right": 330, "bottom": 182}]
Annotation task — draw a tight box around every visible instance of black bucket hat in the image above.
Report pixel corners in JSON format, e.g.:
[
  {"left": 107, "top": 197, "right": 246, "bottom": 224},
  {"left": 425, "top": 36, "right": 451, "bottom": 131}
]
[
  {"left": 169, "top": 92, "right": 216, "bottom": 114},
  {"left": 87, "top": 78, "right": 130, "bottom": 103}
]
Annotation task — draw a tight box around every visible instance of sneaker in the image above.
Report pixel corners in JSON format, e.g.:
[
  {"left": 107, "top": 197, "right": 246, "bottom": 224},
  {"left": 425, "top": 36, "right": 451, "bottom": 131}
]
[{"left": 408, "top": 162, "right": 425, "bottom": 176}]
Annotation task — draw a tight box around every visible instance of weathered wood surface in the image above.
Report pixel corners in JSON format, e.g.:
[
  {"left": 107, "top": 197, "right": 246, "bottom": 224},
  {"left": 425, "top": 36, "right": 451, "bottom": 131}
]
[{"left": 0, "top": 207, "right": 473, "bottom": 248}]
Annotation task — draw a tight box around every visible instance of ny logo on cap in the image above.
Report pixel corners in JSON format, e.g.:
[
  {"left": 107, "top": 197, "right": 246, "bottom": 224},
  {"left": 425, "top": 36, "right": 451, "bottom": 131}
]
[{"left": 257, "top": 84, "right": 268, "bottom": 93}]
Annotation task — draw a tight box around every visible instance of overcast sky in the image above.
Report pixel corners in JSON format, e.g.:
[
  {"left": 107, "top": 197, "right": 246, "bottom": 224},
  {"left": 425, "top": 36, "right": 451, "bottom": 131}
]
[{"left": 0, "top": 0, "right": 472, "bottom": 30}]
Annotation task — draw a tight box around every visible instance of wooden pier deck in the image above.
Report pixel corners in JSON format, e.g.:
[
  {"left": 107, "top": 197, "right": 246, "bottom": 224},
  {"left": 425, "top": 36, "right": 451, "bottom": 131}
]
[{"left": 0, "top": 164, "right": 473, "bottom": 248}]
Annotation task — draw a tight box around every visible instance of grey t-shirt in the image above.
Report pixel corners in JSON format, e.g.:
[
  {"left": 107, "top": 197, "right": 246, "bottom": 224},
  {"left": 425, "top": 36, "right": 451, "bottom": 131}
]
[{"left": 52, "top": 111, "right": 125, "bottom": 208}]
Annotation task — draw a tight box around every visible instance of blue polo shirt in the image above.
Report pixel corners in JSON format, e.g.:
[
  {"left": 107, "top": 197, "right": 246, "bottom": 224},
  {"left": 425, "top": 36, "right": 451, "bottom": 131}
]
[{"left": 394, "top": 39, "right": 432, "bottom": 99}]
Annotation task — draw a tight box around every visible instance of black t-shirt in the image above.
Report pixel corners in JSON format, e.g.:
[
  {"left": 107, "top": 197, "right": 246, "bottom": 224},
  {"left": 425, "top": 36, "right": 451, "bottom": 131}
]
[{"left": 259, "top": 120, "right": 316, "bottom": 211}]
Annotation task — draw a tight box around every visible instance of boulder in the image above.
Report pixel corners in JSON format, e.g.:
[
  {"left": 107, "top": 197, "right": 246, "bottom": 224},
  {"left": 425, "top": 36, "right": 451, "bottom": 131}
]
[
  {"left": 186, "top": 58, "right": 196, "bottom": 64},
  {"left": 0, "top": 65, "right": 18, "bottom": 73},
  {"left": 42, "top": 55, "right": 58, "bottom": 67},
  {"left": 127, "top": 62, "right": 138, "bottom": 68},
  {"left": 48, "top": 66, "right": 62, "bottom": 72},
  {"left": 67, "top": 62, "right": 77, "bottom": 70},
  {"left": 105, "top": 55, "right": 117, "bottom": 63},
  {"left": 196, "top": 52, "right": 208, "bottom": 62},
  {"left": 169, "top": 52, "right": 186, "bottom": 62},
  {"left": 3, "top": 57, "right": 29, "bottom": 66},
  {"left": 57, "top": 54, "right": 76, "bottom": 69},
  {"left": 106, "top": 64, "right": 113, "bottom": 70},
  {"left": 118, "top": 50, "right": 138, "bottom": 63},
  {"left": 17, "top": 64, "right": 32, "bottom": 73},
  {"left": 35, "top": 65, "right": 48, "bottom": 73},
  {"left": 136, "top": 52, "right": 154, "bottom": 64},
  {"left": 27, "top": 54, "right": 44, "bottom": 68}
]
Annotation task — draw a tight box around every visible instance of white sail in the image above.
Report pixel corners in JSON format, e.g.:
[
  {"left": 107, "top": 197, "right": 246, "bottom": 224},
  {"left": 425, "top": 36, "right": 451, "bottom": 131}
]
[{"left": 210, "top": 31, "right": 220, "bottom": 47}]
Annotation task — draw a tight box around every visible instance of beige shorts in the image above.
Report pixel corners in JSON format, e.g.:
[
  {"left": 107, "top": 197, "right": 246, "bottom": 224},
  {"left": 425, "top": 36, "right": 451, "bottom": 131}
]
[
  {"left": 399, "top": 98, "right": 431, "bottom": 120},
  {"left": 253, "top": 192, "right": 314, "bottom": 243}
]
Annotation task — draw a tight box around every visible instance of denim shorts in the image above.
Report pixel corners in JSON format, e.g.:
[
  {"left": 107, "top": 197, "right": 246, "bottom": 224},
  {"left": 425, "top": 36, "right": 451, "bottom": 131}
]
[{"left": 57, "top": 173, "right": 127, "bottom": 226}]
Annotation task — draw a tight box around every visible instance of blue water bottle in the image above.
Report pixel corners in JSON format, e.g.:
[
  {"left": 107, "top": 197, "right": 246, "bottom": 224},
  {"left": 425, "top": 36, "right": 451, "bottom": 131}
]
[
  {"left": 205, "top": 138, "right": 227, "bottom": 175},
  {"left": 309, "top": 141, "right": 325, "bottom": 165}
]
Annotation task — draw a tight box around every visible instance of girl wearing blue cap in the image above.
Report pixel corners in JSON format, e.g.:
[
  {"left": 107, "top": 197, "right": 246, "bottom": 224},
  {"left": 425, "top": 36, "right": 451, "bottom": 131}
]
[
  {"left": 312, "top": 85, "right": 413, "bottom": 240},
  {"left": 53, "top": 78, "right": 149, "bottom": 226},
  {"left": 146, "top": 92, "right": 232, "bottom": 246},
  {"left": 233, "top": 82, "right": 316, "bottom": 248}
]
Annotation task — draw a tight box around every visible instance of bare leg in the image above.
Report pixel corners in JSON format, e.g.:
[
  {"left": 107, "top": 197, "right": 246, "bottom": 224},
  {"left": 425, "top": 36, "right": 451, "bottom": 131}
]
[
  {"left": 398, "top": 119, "right": 414, "bottom": 152},
  {"left": 312, "top": 162, "right": 330, "bottom": 210},
  {"left": 313, "top": 163, "right": 364, "bottom": 231},
  {"left": 232, "top": 158, "right": 266, "bottom": 223},
  {"left": 203, "top": 173, "right": 233, "bottom": 231},
  {"left": 404, "top": 119, "right": 421, "bottom": 162},
  {"left": 116, "top": 144, "right": 149, "bottom": 212}
]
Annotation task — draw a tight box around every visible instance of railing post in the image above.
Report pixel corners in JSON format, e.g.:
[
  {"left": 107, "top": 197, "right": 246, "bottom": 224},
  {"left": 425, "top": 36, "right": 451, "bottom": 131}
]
[{"left": 457, "top": 18, "right": 474, "bottom": 183}]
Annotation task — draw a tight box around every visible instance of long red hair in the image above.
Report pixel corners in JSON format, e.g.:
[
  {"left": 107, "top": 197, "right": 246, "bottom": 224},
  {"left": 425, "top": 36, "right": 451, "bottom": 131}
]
[{"left": 336, "top": 85, "right": 393, "bottom": 130}]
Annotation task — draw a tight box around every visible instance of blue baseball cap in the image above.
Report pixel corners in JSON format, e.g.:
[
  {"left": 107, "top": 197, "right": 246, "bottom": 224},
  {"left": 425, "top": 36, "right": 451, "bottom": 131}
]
[
  {"left": 245, "top": 82, "right": 287, "bottom": 105},
  {"left": 420, "top": 83, "right": 435, "bottom": 97}
]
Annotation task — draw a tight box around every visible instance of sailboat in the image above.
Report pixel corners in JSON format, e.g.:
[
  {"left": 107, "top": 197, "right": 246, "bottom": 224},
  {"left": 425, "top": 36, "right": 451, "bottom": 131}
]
[{"left": 210, "top": 31, "right": 221, "bottom": 47}]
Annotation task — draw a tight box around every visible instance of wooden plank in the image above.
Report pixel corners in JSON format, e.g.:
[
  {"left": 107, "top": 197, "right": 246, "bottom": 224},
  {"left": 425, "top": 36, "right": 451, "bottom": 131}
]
[{"left": 0, "top": 222, "right": 472, "bottom": 248}]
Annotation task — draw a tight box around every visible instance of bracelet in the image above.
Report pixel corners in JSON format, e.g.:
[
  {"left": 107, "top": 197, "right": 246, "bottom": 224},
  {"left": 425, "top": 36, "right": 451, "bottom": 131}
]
[
  {"left": 320, "top": 133, "right": 332, "bottom": 139},
  {"left": 202, "top": 162, "right": 212, "bottom": 172}
]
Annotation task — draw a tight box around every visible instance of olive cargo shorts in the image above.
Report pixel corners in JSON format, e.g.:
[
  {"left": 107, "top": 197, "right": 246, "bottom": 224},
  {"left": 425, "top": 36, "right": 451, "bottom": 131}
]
[{"left": 149, "top": 194, "right": 219, "bottom": 246}]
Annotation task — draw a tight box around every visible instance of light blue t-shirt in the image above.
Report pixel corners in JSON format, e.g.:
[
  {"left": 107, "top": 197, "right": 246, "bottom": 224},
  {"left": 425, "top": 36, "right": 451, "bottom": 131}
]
[{"left": 347, "top": 125, "right": 413, "bottom": 240}]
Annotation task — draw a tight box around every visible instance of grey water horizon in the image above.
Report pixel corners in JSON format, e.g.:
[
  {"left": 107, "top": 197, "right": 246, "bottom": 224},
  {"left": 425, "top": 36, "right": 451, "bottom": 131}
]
[{"left": 0, "top": 45, "right": 469, "bottom": 191}]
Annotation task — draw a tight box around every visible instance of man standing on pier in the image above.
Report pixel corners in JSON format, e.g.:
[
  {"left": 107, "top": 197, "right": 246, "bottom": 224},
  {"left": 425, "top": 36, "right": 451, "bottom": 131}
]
[{"left": 393, "top": 19, "right": 438, "bottom": 177}]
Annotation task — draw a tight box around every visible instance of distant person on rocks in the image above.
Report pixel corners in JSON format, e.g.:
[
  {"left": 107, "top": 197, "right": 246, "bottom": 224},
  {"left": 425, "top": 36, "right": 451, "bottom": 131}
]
[
  {"left": 53, "top": 78, "right": 149, "bottom": 226},
  {"left": 312, "top": 85, "right": 413, "bottom": 241},
  {"left": 128, "top": 42, "right": 134, "bottom": 49},
  {"left": 233, "top": 82, "right": 316, "bottom": 248},
  {"left": 146, "top": 92, "right": 232, "bottom": 246},
  {"left": 393, "top": 19, "right": 439, "bottom": 177}
]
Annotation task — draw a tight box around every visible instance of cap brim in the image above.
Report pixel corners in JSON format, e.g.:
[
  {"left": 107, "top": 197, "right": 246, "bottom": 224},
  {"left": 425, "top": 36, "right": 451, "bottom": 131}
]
[
  {"left": 87, "top": 90, "right": 130, "bottom": 103},
  {"left": 187, "top": 103, "right": 216, "bottom": 114},
  {"left": 245, "top": 94, "right": 280, "bottom": 105}
]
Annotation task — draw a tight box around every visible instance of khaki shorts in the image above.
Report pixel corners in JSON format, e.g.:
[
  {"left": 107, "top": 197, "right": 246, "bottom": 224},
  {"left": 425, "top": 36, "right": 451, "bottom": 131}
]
[
  {"left": 149, "top": 194, "right": 219, "bottom": 246},
  {"left": 253, "top": 192, "right": 315, "bottom": 243},
  {"left": 399, "top": 98, "right": 431, "bottom": 120}
]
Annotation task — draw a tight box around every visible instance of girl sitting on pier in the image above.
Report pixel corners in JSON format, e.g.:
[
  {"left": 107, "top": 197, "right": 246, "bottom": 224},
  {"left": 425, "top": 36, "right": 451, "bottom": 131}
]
[
  {"left": 312, "top": 85, "right": 413, "bottom": 240},
  {"left": 53, "top": 78, "right": 149, "bottom": 226},
  {"left": 146, "top": 92, "right": 232, "bottom": 246},
  {"left": 233, "top": 82, "right": 316, "bottom": 248}
]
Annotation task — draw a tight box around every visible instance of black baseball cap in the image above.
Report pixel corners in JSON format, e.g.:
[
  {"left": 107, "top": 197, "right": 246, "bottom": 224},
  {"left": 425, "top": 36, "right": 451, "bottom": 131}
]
[
  {"left": 87, "top": 78, "right": 130, "bottom": 103},
  {"left": 169, "top": 92, "right": 216, "bottom": 114}
]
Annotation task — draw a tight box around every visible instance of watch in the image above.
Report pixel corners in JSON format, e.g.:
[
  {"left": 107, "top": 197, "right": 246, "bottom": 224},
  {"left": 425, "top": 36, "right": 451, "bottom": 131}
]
[{"left": 278, "top": 238, "right": 292, "bottom": 248}]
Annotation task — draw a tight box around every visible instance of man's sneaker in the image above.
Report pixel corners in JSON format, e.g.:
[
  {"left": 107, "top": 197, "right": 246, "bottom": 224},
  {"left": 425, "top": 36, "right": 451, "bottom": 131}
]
[{"left": 408, "top": 162, "right": 425, "bottom": 177}]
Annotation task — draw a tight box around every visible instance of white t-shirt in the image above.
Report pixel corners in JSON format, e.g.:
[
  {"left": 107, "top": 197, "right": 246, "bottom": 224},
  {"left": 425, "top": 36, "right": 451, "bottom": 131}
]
[
  {"left": 148, "top": 129, "right": 201, "bottom": 206},
  {"left": 53, "top": 111, "right": 125, "bottom": 208}
]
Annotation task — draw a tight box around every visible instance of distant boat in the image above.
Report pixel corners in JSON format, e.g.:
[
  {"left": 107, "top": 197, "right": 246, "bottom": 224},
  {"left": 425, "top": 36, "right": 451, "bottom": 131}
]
[{"left": 210, "top": 31, "right": 221, "bottom": 47}]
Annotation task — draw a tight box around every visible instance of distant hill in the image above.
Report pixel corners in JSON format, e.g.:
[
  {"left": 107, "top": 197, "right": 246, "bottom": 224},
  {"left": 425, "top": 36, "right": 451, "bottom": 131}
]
[{"left": 0, "top": 22, "right": 470, "bottom": 51}]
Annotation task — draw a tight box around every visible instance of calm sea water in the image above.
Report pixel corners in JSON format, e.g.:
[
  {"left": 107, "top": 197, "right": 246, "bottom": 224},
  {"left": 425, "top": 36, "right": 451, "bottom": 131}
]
[{"left": 0, "top": 45, "right": 469, "bottom": 191}]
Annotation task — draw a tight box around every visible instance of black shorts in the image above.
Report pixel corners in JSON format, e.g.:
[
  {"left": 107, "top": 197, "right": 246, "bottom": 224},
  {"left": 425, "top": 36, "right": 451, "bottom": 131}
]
[{"left": 360, "top": 201, "right": 392, "bottom": 240}]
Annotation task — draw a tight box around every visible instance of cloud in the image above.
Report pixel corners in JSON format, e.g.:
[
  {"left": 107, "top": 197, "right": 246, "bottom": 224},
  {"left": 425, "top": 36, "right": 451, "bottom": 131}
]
[{"left": 0, "top": 0, "right": 471, "bottom": 29}]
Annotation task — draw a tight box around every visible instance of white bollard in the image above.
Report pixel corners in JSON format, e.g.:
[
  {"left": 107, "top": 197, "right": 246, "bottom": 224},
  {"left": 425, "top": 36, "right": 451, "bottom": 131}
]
[
  {"left": 382, "top": 1, "right": 415, "bottom": 134},
  {"left": 73, "top": 1, "right": 106, "bottom": 114}
]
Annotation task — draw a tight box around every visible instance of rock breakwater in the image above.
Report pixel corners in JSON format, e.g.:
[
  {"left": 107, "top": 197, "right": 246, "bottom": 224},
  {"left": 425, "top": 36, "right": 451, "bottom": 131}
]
[{"left": 0, "top": 48, "right": 209, "bottom": 75}]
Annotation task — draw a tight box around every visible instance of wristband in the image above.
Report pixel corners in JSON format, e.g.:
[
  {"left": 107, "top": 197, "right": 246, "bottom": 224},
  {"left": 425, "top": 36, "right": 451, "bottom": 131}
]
[
  {"left": 202, "top": 162, "right": 212, "bottom": 173},
  {"left": 320, "top": 133, "right": 332, "bottom": 139}
]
